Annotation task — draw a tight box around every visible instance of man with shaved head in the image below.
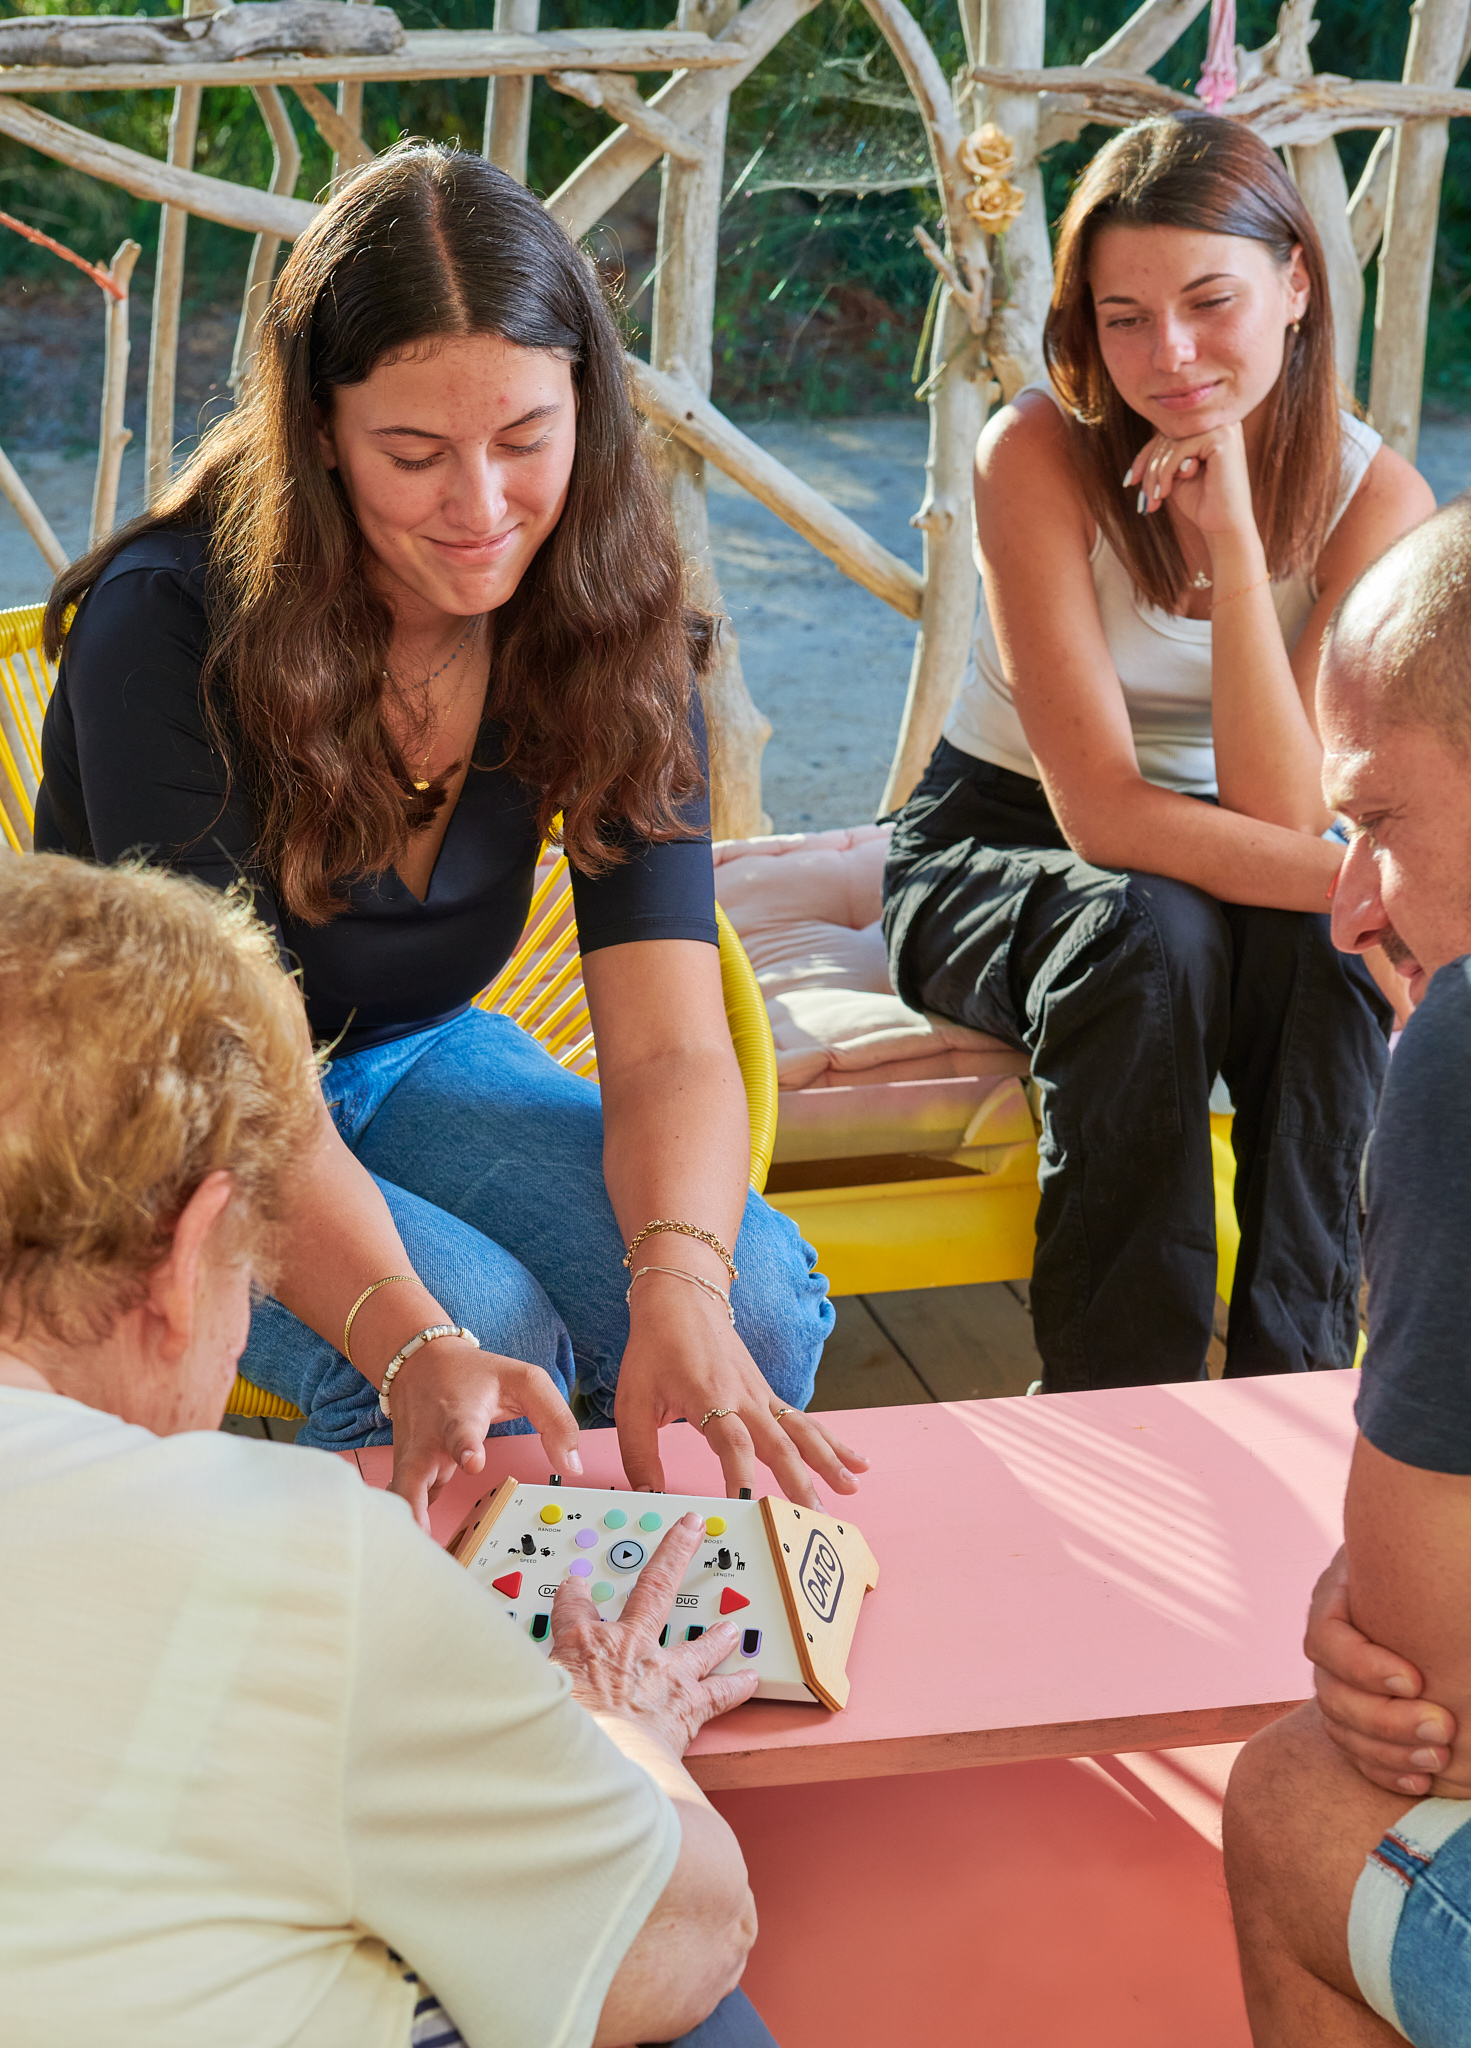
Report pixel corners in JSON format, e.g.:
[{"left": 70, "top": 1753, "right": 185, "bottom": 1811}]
[{"left": 1224, "top": 494, "right": 1471, "bottom": 2044}]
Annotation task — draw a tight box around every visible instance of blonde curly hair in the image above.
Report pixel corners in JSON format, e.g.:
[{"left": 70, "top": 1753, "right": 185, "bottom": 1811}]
[{"left": 0, "top": 855, "right": 320, "bottom": 1342}]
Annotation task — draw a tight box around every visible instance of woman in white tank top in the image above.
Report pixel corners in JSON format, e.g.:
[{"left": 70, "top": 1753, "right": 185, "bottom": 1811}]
[{"left": 883, "top": 114, "right": 1434, "bottom": 1395}]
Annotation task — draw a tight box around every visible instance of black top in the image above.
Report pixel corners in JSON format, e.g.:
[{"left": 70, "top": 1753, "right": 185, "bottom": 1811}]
[
  {"left": 36, "top": 528, "right": 718, "bottom": 1055},
  {"left": 1356, "top": 955, "right": 1471, "bottom": 1472}
]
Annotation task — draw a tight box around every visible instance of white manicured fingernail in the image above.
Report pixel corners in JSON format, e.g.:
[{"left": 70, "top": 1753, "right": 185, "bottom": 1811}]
[
  {"left": 566, "top": 1449, "right": 583, "bottom": 1474},
  {"left": 1136, "top": 491, "right": 1146, "bottom": 513},
  {"left": 1152, "top": 483, "right": 1161, "bottom": 500},
  {"left": 1122, "top": 469, "right": 1132, "bottom": 487}
]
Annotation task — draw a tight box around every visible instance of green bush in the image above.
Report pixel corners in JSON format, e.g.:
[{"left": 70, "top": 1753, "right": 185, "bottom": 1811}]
[{"left": 1, "top": 0, "right": 1468, "bottom": 415}]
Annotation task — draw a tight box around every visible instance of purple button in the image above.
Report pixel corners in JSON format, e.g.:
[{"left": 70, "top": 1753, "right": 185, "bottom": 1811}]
[
  {"left": 569, "top": 1559, "right": 593, "bottom": 1577},
  {"left": 574, "top": 1528, "right": 598, "bottom": 1549}
]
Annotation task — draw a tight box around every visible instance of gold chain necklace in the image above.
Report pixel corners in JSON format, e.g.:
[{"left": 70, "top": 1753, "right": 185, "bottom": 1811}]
[{"left": 387, "top": 619, "right": 484, "bottom": 793}]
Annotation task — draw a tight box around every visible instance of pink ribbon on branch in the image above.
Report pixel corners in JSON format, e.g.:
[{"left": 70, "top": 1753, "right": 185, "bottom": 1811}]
[
  {"left": 0, "top": 208, "right": 127, "bottom": 298},
  {"left": 1196, "top": 0, "right": 1238, "bottom": 112}
]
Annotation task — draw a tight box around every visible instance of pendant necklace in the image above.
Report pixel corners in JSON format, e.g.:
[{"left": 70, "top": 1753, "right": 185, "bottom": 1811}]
[
  {"left": 1190, "top": 571, "right": 1212, "bottom": 590},
  {"left": 387, "top": 620, "right": 483, "bottom": 792}
]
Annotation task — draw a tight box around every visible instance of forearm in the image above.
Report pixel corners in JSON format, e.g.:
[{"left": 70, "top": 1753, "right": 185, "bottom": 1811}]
[
  {"left": 1345, "top": 1437, "right": 1471, "bottom": 1796},
  {"left": 591, "top": 1715, "right": 755, "bottom": 2048},
  {"left": 1208, "top": 534, "right": 1329, "bottom": 833},
  {"left": 1052, "top": 773, "right": 1341, "bottom": 910},
  {"left": 600, "top": 1045, "right": 750, "bottom": 1284}
]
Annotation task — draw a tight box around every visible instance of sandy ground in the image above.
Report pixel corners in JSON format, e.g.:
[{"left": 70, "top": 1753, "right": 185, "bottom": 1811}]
[{"left": 7, "top": 412, "right": 1471, "bottom": 832}]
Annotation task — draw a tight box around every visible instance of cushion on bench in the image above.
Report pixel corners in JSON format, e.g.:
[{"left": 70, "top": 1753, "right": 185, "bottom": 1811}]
[
  {"left": 711, "top": 825, "right": 1026, "bottom": 1092},
  {"left": 712, "top": 826, "right": 1030, "bottom": 1164}
]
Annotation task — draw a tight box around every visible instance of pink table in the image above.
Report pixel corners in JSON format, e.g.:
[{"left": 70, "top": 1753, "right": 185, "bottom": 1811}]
[{"left": 349, "top": 1371, "right": 1359, "bottom": 2045}]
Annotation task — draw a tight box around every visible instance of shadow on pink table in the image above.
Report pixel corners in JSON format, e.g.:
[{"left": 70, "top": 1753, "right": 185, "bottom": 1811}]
[{"left": 348, "top": 1370, "right": 1359, "bottom": 2048}]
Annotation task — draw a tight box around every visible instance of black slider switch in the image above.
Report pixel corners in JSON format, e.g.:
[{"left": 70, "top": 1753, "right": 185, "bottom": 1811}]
[
  {"left": 520, "top": 1533, "right": 536, "bottom": 1555},
  {"left": 717, "top": 1548, "right": 732, "bottom": 1571},
  {"left": 530, "top": 1614, "right": 550, "bottom": 1642}
]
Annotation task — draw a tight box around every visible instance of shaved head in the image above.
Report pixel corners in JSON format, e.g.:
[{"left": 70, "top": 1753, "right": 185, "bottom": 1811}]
[
  {"left": 1319, "top": 493, "right": 1471, "bottom": 1002},
  {"left": 1324, "top": 494, "right": 1471, "bottom": 757}
]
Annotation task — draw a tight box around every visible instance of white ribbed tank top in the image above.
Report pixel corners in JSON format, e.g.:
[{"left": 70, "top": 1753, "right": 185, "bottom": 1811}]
[{"left": 944, "top": 384, "right": 1382, "bottom": 795}]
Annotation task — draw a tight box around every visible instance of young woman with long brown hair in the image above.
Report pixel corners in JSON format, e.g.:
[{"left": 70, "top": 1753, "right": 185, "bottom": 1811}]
[
  {"left": 37, "top": 141, "right": 858, "bottom": 1523},
  {"left": 883, "top": 114, "right": 1433, "bottom": 1394}
]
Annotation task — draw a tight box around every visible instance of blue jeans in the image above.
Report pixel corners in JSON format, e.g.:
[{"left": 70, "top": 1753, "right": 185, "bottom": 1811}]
[
  {"left": 242, "top": 1008, "right": 833, "bottom": 1450},
  {"left": 1350, "top": 1799, "right": 1471, "bottom": 2042}
]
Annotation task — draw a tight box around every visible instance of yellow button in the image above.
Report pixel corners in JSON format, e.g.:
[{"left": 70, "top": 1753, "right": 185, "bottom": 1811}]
[
  {"left": 539, "top": 1504, "right": 563, "bottom": 1525},
  {"left": 705, "top": 1516, "right": 727, "bottom": 1537}
]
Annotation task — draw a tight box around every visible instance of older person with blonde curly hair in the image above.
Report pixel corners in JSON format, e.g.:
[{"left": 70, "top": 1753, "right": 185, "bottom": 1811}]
[{"left": 0, "top": 854, "right": 777, "bottom": 2048}]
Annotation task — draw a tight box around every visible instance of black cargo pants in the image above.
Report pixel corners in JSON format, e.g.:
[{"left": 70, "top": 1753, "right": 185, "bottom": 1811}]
[{"left": 883, "top": 741, "right": 1393, "bottom": 1392}]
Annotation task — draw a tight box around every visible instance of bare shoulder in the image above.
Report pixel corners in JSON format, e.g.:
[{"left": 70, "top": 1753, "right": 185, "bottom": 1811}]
[
  {"left": 1357, "top": 442, "right": 1437, "bottom": 526},
  {"left": 1317, "top": 441, "right": 1436, "bottom": 590},
  {"left": 976, "top": 389, "right": 1092, "bottom": 546}
]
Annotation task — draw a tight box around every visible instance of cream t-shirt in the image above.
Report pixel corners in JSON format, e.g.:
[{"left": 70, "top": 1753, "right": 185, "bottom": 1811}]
[{"left": 0, "top": 1389, "right": 679, "bottom": 2048}]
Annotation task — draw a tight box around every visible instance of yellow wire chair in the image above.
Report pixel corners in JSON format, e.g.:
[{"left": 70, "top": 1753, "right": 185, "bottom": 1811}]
[{"left": 0, "top": 603, "right": 779, "bottom": 1422}]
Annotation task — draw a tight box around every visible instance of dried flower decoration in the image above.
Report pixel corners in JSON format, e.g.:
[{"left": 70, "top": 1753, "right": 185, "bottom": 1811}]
[
  {"left": 957, "top": 122, "right": 1016, "bottom": 182},
  {"left": 963, "top": 174, "right": 1026, "bottom": 233}
]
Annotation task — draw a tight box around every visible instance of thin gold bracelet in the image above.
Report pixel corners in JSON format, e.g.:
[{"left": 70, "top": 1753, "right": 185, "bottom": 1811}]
[
  {"left": 342, "top": 1274, "right": 416, "bottom": 1365},
  {"left": 623, "top": 1219, "right": 738, "bottom": 1285},
  {"left": 626, "top": 1263, "right": 737, "bottom": 1328},
  {"left": 1210, "top": 572, "right": 1272, "bottom": 612}
]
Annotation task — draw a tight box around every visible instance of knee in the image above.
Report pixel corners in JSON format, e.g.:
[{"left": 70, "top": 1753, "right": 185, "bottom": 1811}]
[
  {"left": 1125, "top": 873, "right": 1232, "bottom": 995},
  {"left": 440, "top": 1256, "right": 575, "bottom": 1400},
  {"left": 732, "top": 1193, "right": 835, "bottom": 1410}
]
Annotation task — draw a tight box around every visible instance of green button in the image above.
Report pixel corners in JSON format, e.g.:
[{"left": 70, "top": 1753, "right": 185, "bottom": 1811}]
[
  {"left": 604, "top": 1509, "right": 628, "bottom": 1529},
  {"left": 639, "top": 1511, "right": 662, "bottom": 1532},
  {"left": 591, "top": 1582, "right": 615, "bottom": 1604}
]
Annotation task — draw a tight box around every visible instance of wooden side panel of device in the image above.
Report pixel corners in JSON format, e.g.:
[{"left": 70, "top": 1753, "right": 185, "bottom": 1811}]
[
  {"left": 447, "top": 1475, "right": 520, "bottom": 1566},
  {"left": 760, "top": 1498, "right": 879, "bottom": 1711}
]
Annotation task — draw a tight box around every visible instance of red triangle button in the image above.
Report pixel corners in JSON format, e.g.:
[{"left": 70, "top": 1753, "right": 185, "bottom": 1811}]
[
  {"left": 492, "top": 1571, "right": 523, "bottom": 1599},
  {"left": 718, "top": 1587, "right": 750, "bottom": 1615}
]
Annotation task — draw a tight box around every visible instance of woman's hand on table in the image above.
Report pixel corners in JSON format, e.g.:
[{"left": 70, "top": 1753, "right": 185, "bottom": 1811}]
[
  {"left": 550, "top": 1512, "right": 757, "bottom": 1755},
  {"left": 615, "top": 1274, "right": 868, "bottom": 1509},
  {"left": 1305, "top": 1544, "right": 1459, "bottom": 1795},
  {"left": 1124, "top": 418, "right": 1257, "bottom": 548},
  {"left": 387, "top": 1337, "right": 582, "bottom": 1534}
]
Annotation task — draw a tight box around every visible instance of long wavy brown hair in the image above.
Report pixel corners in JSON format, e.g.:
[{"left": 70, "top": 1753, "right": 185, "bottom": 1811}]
[
  {"left": 47, "top": 142, "right": 712, "bottom": 924},
  {"left": 1045, "top": 114, "right": 1342, "bottom": 615}
]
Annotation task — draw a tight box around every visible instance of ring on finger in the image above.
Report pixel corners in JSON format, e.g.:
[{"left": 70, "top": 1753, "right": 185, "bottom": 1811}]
[
  {"left": 699, "top": 1407, "right": 738, "bottom": 1431},
  {"left": 772, "top": 1406, "right": 795, "bottom": 1421}
]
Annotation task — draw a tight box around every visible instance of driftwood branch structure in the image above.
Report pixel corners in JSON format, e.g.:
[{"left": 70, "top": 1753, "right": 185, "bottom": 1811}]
[
  {"left": 92, "top": 239, "right": 142, "bottom": 544},
  {"left": 485, "top": 0, "right": 541, "bottom": 179},
  {"left": 2, "top": 0, "right": 1467, "bottom": 820}
]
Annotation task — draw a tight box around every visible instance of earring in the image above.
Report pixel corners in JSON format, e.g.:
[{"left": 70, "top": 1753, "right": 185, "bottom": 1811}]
[{"left": 1292, "top": 319, "right": 1302, "bottom": 334}]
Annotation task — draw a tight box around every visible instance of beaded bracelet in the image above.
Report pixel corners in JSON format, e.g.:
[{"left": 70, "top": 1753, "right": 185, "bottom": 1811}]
[
  {"left": 626, "top": 1263, "right": 737, "bottom": 1328},
  {"left": 623, "top": 1219, "right": 738, "bottom": 1285},
  {"left": 379, "top": 1323, "right": 479, "bottom": 1421}
]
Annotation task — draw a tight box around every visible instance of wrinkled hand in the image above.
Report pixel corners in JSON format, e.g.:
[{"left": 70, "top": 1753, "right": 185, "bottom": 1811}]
[
  {"left": 614, "top": 1283, "right": 868, "bottom": 1508},
  {"left": 388, "top": 1337, "right": 581, "bottom": 1534},
  {"left": 1124, "top": 418, "right": 1255, "bottom": 542},
  {"left": 1306, "top": 1545, "right": 1456, "bottom": 1795},
  {"left": 550, "top": 1512, "right": 758, "bottom": 1755}
]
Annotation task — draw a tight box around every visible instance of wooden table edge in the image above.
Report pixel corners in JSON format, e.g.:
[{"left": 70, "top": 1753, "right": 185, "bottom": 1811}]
[{"left": 686, "top": 1698, "right": 1308, "bottom": 1792}]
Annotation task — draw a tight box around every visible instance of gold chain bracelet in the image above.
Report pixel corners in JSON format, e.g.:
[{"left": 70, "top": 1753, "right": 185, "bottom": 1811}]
[
  {"left": 1210, "top": 572, "right": 1272, "bottom": 612},
  {"left": 623, "top": 1219, "right": 737, "bottom": 1285},
  {"left": 342, "top": 1274, "right": 416, "bottom": 1365}
]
